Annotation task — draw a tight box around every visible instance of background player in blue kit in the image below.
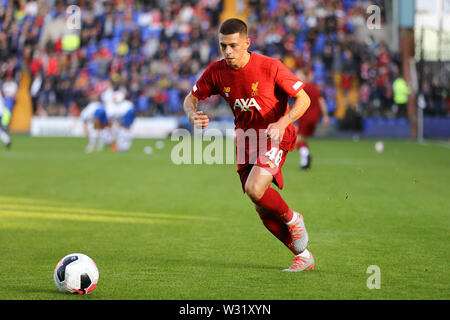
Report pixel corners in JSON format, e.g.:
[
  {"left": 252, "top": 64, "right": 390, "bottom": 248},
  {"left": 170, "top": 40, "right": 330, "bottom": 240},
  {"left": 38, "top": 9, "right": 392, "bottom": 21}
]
[
  {"left": 80, "top": 90, "right": 108, "bottom": 153},
  {"left": 106, "top": 91, "right": 136, "bottom": 153},
  {"left": 0, "top": 90, "right": 11, "bottom": 149}
]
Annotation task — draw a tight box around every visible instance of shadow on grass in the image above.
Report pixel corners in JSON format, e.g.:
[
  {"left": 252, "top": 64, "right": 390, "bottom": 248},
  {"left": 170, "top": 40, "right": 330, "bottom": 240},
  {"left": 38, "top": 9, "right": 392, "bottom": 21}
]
[
  {"left": 1, "top": 285, "right": 98, "bottom": 299},
  {"left": 0, "top": 285, "right": 60, "bottom": 298},
  {"left": 161, "top": 256, "right": 286, "bottom": 271}
]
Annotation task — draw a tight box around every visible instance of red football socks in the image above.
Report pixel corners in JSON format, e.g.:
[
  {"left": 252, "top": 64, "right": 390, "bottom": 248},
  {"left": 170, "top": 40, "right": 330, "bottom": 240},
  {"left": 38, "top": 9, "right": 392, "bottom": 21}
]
[
  {"left": 254, "top": 187, "right": 294, "bottom": 222},
  {"left": 257, "top": 211, "right": 296, "bottom": 254}
]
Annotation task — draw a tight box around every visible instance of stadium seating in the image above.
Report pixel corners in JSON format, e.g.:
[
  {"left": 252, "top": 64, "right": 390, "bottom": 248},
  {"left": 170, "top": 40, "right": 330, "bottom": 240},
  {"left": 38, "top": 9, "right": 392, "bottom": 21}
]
[{"left": 0, "top": 0, "right": 448, "bottom": 128}]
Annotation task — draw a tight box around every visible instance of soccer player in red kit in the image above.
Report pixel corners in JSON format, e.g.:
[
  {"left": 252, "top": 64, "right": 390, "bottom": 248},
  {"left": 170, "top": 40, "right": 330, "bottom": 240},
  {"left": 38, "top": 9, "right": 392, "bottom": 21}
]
[
  {"left": 183, "top": 18, "right": 314, "bottom": 271},
  {"left": 295, "top": 69, "right": 329, "bottom": 169}
]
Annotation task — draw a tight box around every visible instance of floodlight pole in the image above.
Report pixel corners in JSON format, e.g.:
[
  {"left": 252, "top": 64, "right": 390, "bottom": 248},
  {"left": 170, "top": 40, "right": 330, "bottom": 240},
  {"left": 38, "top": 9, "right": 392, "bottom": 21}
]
[{"left": 417, "top": 97, "right": 424, "bottom": 143}]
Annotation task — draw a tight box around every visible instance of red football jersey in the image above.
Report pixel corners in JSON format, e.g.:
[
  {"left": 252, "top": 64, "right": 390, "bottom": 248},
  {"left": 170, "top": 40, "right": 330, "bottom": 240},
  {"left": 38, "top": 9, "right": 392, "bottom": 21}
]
[{"left": 192, "top": 52, "right": 304, "bottom": 151}]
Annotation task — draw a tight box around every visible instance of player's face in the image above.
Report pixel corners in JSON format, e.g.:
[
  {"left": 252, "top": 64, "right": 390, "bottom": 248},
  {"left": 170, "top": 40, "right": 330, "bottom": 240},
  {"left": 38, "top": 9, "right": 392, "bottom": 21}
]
[{"left": 219, "top": 32, "right": 251, "bottom": 69}]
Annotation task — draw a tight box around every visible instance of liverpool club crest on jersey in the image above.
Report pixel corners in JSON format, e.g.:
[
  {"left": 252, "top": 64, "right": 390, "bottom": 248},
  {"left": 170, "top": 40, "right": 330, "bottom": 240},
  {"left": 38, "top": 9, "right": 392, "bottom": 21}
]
[{"left": 251, "top": 82, "right": 259, "bottom": 96}]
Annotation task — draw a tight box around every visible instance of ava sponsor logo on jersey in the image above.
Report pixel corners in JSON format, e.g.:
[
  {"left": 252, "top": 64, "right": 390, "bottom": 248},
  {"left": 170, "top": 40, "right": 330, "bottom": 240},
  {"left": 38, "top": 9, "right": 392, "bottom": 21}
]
[
  {"left": 231, "top": 82, "right": 262, "bottom": 112},
  {"left": 233, "top": 98, "right": 261, "bottom": 111}
]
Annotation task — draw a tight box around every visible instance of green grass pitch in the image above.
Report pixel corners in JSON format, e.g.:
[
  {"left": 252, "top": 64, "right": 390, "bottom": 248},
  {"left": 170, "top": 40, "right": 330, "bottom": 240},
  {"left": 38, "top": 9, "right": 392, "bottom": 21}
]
[{"left": 0, "top": 135, "right": 448, "bottom": 300}]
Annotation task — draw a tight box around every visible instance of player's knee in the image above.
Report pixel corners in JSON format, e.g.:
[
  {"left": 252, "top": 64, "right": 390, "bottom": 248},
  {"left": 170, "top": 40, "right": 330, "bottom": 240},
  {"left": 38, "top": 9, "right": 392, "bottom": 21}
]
[{"left": 245, "top": 182, "right": 264, "bottom": 202}]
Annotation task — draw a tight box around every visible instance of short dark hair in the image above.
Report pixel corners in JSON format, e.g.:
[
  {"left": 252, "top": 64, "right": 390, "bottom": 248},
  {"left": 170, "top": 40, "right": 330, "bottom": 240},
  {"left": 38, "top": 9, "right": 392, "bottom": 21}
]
[{"left": 219, "top": 18, "right": 248, "bottom": 36}]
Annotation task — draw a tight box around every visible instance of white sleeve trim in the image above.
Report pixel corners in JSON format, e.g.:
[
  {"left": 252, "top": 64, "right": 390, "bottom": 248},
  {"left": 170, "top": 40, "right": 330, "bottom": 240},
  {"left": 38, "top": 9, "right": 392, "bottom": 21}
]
[{"left": 293, "top": 81, "right": 303, "bottom": 91}]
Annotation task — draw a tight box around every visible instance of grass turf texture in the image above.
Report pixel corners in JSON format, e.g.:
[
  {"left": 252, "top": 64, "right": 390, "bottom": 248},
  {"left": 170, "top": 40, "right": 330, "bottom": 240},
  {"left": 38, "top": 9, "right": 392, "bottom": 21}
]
[{"left": 0, "top": 135, "right": 448, "bottom": 300}]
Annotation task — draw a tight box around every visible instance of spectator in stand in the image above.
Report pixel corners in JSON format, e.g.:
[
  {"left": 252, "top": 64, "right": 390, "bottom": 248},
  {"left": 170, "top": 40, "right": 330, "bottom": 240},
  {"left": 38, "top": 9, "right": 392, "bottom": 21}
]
[
  {"left": 444, "top": 80, "right": 450, "bottom": 116},
  {"left": 2, "top": 73, "right": 18, "bottom": 112},
  {"left": 359, "top": 81, "right": 371, "bottom": 117},
  {"left": 392, "top": 73, "right": 411, "bottom": 119},
  {"left": 430, "top": 77, "right": 444, "bottom": 116},
  {"left": 340, "top": 49, "right": 356, "bottom": 93}
]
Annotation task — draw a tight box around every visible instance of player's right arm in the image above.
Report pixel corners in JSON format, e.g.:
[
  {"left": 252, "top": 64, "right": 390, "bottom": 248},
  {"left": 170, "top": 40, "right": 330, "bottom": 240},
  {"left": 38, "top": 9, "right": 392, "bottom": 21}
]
[
  {"left": 184, "top": 64, "right": 219, "bottom": 129},
  {"left": 183, "top": 92, "right": 210, "bottom": 129},
  {"left": 318, "top": 97, "right": 329, "bottom": 126}
]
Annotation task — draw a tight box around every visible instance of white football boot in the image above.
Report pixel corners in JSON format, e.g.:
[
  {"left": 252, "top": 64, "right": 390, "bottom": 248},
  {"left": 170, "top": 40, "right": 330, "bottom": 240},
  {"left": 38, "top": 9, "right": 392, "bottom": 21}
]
[
  {"left": 286, "top": 212, "right": 309, "bottom": 253},
  {"left": 283, "top": 249, "right": 315, "bottom": 272}
]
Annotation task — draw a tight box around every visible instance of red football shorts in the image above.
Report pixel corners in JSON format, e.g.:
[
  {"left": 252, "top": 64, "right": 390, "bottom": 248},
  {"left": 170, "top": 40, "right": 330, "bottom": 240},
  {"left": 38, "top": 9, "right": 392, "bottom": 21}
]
[
  {"left": 297, "top": 116, "right": 319, "bottom": 137},
  {"left": 236, "top": 138, "right": 289, "bottom": 193}
]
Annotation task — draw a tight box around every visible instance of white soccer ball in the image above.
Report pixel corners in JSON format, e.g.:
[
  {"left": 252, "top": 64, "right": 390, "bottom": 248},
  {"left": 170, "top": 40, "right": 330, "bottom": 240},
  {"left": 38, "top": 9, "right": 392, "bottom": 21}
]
[
  {"left": 143, "top": 146, "right": 153, "bottom": 154},
  {"left": 374, "top": 141, "right": 384, "bottom": 153},
  {"left": 54, "top": 253, "right": 99, "bottom": 294},
  {"left": 155, "top": 140, "right": 165, "bottom": 149}
]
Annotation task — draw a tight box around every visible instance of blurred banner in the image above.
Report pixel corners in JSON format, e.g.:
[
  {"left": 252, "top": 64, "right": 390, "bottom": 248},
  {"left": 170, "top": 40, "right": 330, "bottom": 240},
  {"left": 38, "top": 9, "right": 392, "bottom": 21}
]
[
  {"left": 9, "top": 70, "right": 33, "bottom": 133},
  {"left": 30, "top": 117, "right": 179, "bottom": 138}
]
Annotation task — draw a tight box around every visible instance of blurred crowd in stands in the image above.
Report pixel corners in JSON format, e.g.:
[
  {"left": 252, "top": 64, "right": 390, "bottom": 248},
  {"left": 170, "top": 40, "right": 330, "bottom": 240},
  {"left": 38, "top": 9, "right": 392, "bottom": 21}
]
[{"left": 0, "top": 0, "right": 449, "bottom": 122}]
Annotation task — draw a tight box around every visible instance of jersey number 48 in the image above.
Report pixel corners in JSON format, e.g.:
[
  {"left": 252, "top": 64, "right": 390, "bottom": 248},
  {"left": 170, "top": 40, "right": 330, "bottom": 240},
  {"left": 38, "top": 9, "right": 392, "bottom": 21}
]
[{"left": 265, "top": 147, "right": 283, "bottom": 167}]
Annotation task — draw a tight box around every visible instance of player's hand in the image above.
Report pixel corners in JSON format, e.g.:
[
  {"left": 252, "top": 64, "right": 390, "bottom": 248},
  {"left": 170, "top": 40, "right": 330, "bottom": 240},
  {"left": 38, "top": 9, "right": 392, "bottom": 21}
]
[
  {"left": 266, "top": 121, "right": 286, "bottom": 143},
  {"left": 190, "top": 111, "right": 210, "bottom": 129},
  {"left": 323, "top": 115, "right": 329, "bottom": 127}
]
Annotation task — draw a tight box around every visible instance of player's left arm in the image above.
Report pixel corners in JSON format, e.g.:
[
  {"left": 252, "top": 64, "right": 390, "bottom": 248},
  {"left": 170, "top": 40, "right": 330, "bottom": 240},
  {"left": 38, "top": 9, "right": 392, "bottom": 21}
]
[{"left": 267, "top": 89, "right": 311, "bottom": 142}]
